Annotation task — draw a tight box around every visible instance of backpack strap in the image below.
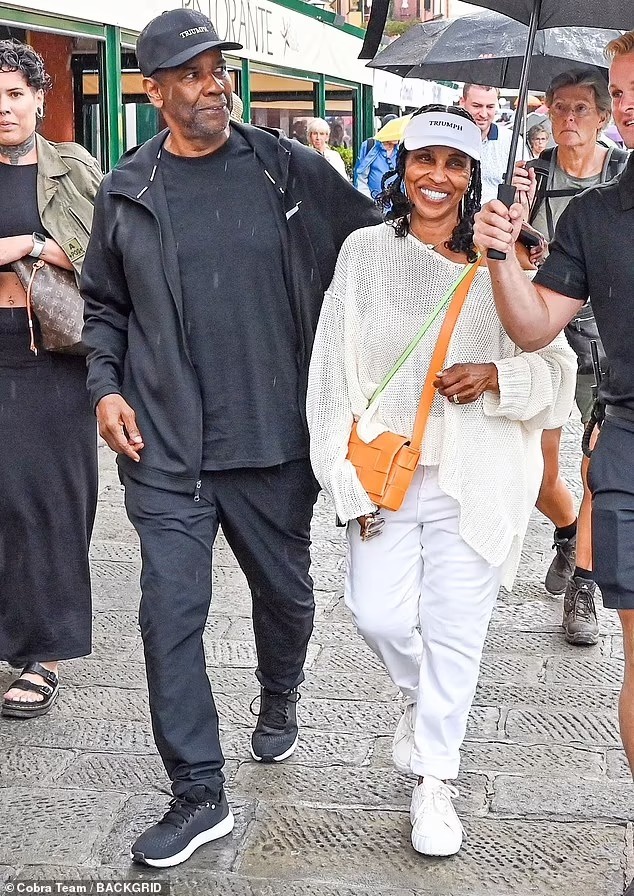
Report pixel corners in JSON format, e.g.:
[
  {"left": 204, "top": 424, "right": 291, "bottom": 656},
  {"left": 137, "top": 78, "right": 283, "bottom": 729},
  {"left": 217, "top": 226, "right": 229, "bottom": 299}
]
[
  {"left": 527, "top": 148, "right": 552, "bottom": 227},
  {"left": 528, "top": 146, "right": 628, "bottom": 239},
  {"left": 606, "top": 146, "right": 629, "bottom": 179}
]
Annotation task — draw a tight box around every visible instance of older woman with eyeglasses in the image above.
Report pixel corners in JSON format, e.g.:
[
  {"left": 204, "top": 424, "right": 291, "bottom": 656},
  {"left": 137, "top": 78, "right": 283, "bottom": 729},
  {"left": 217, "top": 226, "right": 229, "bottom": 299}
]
[
  {"left": 526, "top": 123, "right": 550, "bottom": 158},
  {"left": 306, "top": 117, "right": 348, "bottom": 179}
]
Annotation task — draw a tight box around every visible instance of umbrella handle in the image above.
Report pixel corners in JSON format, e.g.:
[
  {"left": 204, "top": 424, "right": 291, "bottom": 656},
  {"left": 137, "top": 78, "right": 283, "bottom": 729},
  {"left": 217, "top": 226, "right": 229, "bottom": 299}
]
[{"left": 487, "top": 183, "right": 518, "bottom": 262}]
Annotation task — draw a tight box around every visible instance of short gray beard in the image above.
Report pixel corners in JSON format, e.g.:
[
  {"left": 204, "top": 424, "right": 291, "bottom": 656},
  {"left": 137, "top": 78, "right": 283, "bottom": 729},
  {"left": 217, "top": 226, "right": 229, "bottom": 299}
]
[{"left": 0, "top": 132, "right": 36, "bottom": 165}]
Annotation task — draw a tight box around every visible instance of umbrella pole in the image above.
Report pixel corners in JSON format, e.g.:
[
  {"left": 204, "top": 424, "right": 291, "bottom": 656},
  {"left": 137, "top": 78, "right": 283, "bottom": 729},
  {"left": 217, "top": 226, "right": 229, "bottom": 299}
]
[
  {"left": 488, "top": 0, "right": 543, "bottom": 261},
  {"left": 503, "top": 0, "right": 542, "bottom": 183}
]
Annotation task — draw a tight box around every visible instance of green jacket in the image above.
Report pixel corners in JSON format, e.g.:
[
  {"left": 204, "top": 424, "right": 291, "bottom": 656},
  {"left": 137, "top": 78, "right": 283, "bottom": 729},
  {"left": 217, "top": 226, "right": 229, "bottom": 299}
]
[{"left": 35, "top": 133, "right": 102, "bottom": 279}]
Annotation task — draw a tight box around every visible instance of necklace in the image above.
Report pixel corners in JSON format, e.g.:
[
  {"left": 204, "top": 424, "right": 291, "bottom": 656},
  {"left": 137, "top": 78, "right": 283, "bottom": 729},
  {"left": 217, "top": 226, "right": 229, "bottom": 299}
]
[
  {"left": 425, "top": 239, "right": 449, "bottom": 252},
  {"left": 0, "top": 132, "right": 36, "bottom": 165}
]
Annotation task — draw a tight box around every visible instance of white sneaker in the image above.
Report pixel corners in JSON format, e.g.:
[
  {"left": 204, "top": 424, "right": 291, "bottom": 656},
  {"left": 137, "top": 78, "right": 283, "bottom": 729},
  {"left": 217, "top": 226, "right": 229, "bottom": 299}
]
[
  {"left": 410, "top": 776, "right": 463, "bottom": 856},
  {"left": 392, "top": 701, "right": 416, "bottom": 775}
]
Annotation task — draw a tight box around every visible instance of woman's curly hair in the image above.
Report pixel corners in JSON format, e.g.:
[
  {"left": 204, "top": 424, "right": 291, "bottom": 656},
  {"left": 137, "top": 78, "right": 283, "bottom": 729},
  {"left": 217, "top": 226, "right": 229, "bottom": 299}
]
[
  {"left": 377, "top": 104, "right": 482, "bottom": 263},
  {"left": 0, "top": 39, "right": 51, "bottom": 94}
]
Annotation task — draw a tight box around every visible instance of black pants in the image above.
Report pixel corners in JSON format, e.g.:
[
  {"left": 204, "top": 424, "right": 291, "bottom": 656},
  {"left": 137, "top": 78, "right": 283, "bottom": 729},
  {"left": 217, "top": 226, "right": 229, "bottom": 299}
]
[
  {"left": 122, "top": 459, "right": 319, "bottom": 797},
  {"left": 588, "top": 418, "right": 634, "bottom": 610}
]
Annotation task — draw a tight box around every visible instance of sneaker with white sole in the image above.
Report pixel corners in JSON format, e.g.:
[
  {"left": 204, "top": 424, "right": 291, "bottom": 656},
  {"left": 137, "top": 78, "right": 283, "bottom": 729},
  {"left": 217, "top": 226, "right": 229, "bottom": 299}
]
[
  {"left": 250, "top": 687, "right": 299, "bottom": 762},
  {"left": 392, "top": 701, "right": 416, "bottom": 775},
  {"left": 410, "top": 776, "right": 463, "bottom": 856},
  {"left": 131, "top": 785, "right": 234, "bottom": 868}
]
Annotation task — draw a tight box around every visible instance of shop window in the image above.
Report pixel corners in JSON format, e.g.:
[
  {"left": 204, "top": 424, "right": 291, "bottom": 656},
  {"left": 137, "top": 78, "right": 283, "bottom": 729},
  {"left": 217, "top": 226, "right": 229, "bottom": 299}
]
[
  {"left": 326, "top": 82, "right": 356, "bottom": 175},
  {"left": 249, "top": 70, "right": 317, "bottom": 141}
]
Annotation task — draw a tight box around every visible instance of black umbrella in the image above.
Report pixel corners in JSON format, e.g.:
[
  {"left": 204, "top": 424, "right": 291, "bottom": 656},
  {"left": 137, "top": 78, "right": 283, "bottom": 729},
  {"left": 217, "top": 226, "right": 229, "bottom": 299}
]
[
  {"left": 368, "top": 11, "right": 618, "bottom": 92},
  {"left": 360, "top": 0, "right": 631, "bottom": 60},
  {"left": 454, "top": 1, "right": 632, "bottom": 30}
]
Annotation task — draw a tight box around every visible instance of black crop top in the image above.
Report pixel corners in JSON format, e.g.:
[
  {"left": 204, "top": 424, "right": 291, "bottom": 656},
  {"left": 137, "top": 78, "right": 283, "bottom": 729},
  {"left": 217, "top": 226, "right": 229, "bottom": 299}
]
[{"left": 0, "top": 163, "right": 47, "bottom": 272}]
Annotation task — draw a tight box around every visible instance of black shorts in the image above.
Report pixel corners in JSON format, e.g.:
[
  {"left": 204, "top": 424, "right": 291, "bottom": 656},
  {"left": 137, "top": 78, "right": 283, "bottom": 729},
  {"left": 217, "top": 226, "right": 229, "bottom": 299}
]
[{"left": 588, "top": 417, "right": 634, "bottom": 610}]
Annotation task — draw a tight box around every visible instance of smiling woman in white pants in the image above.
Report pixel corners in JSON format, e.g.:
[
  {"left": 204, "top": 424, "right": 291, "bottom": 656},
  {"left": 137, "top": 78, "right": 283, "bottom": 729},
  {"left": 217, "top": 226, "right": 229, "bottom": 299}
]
[{"left": 306, "top": 106, "right": 576, "bottom": 859}]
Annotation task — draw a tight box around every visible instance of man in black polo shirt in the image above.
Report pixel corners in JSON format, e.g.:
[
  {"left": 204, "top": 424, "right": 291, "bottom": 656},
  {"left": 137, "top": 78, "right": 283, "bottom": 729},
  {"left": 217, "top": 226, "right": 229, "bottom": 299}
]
[
  {"left": 81, "top": 8, "right": 380, "bottom": 868},
  {"left": 473, "top": 28, "right": 634, "bottom": 847}
]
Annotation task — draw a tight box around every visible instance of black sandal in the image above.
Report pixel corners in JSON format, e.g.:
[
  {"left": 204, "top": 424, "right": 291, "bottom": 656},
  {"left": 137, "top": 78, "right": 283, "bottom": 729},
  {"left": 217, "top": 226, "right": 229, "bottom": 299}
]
[{"left": 1, "top": 661, "right": 59, "bottom": 719}]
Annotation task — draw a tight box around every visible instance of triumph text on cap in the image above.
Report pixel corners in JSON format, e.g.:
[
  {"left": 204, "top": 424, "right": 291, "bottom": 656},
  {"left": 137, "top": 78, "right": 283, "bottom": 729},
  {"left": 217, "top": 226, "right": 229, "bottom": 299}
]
[
  {"left": 136, "top": 8, "right": 243, "bottom": 78},
  {"left": 403, "top": 112, "right": 482, "bottom": 162}
]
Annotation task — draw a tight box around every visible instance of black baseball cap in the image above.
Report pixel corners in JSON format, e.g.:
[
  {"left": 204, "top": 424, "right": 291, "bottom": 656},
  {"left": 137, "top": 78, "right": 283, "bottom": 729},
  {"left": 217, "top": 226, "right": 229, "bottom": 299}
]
[{"left": 136, "top": 8, "right": 243, "bottom": 77}]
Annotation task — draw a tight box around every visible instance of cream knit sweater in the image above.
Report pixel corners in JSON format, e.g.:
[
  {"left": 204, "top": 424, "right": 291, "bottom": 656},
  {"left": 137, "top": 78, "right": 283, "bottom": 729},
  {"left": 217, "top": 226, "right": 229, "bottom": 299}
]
[{"left": 306, "top": 224, "right": 577, "bottom": 589}]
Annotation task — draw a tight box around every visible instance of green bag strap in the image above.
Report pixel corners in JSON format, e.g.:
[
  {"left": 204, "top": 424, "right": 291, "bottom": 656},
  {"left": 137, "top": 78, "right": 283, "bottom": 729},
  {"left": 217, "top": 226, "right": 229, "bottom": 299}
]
[{"left": 368, "top": 258, "right": 479, "bottom": 406}]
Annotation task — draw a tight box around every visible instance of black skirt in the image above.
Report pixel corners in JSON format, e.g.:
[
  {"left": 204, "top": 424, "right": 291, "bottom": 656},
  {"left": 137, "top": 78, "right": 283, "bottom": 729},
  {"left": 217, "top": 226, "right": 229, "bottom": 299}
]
[{"left": 0, "top": 308, "right": 97, "bottom": 666}]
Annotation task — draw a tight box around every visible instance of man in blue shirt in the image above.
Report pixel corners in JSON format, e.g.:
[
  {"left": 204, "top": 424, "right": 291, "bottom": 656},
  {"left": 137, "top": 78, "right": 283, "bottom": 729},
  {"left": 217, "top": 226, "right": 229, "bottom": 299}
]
[
  {"left": 354, "top": 113, "right": 399, "bottom": 199},
  {"left": 354, "top": 137, "right": 399, "bottom": 198}
]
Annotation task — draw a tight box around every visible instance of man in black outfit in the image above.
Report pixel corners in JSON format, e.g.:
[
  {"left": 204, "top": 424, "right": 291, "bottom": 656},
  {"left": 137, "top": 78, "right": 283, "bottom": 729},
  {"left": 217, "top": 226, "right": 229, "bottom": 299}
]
[
  {"left": 474, "top": 30, "right": 634, "bottom": 896},
  {"left": 81, "top": 8, "right": 380, "bottom": 868}
]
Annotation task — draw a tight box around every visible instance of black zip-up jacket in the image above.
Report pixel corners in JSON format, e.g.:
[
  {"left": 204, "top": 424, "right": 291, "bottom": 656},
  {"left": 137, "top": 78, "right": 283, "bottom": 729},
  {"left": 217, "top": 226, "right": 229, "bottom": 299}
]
[{"left": 81, "top": 123, "right": 381, "bottom": 494}]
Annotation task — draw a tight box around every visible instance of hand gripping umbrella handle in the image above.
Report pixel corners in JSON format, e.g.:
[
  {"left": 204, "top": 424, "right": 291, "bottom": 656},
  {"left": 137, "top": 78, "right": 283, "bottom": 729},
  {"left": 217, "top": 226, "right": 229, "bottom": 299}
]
[{"left": 487, "top": 183, "right": 518, "bottom": 262}]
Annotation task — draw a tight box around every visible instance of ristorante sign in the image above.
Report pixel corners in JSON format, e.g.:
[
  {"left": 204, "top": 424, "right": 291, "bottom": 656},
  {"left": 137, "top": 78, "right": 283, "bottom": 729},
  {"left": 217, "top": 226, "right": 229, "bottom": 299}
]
[
  {"left": 7, "top": 0, "right": 372, "bottom": 83},
  {"left": 183, "top": 0, "right": 276, "bottom": 58}
]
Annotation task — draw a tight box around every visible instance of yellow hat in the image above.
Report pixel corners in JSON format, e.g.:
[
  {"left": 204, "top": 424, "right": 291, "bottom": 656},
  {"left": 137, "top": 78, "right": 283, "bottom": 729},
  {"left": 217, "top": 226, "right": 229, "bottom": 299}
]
[{"left": 374, "top": 114, "right": 412, "bottom": 144}]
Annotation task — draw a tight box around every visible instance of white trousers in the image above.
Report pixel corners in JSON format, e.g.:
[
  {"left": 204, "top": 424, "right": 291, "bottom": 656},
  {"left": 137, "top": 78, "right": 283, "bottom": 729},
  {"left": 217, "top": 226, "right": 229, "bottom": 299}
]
[{"left": 345, "top": 465, "right": 503, "bottom": 780}]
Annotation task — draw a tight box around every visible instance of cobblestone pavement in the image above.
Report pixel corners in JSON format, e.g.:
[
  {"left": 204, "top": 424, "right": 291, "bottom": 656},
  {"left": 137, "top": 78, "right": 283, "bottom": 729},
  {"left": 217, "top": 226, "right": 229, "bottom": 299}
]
[{"left": 0, "top": 421, "right": 631, "bottom": 895}]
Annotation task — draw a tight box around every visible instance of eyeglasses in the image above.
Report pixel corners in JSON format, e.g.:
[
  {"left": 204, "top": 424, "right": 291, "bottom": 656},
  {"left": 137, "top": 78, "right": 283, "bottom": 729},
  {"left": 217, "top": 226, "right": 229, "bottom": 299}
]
[{"left": 550, "top": 101, "right": 597, "bottom": 119}]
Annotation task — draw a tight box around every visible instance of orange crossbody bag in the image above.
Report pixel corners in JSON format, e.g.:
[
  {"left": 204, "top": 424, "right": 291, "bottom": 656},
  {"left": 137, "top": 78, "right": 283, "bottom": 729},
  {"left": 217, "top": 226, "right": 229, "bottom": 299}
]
[{"left": 346, "top": 259, "right": 480, "bottom": 512}]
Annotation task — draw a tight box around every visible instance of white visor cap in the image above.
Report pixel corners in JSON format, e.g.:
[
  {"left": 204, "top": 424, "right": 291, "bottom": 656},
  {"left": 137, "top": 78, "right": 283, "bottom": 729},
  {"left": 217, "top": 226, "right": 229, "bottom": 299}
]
[{"left": 403, "top": 112, "right": 481, "bottom": 162}]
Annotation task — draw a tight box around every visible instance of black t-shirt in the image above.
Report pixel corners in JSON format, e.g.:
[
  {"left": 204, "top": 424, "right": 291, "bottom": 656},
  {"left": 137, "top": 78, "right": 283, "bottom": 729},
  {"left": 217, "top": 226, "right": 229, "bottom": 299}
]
[
  {"left": 534, "top": 154, "right": 634, "bottom": 410},
  {"left": 0, "top": 163, "right": 46, "bottom": 271},
  {"left": 161, "top": 130, "right": 307, "bottom": 470}
]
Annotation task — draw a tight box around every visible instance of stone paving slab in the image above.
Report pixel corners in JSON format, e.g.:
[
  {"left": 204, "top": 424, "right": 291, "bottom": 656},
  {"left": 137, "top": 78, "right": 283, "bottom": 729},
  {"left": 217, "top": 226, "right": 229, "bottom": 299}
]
[
  {"left": 0, "top": 788, "right": 126, "bottom": 865},
  {"left": 491, "top": 774, "right": 634, "bottom": 821},
  {"left": 477, "top": 654, "right": 544, "bottom": 683},
  {"left": 55, "top": 752, "right": 167, "bottom": 792},
  {"left": 0, "top": 745, "right": 77, "bottom": 788},
  {"left": 481, "top": 627, "right": 607, "bottom": 655},
  {"left": 608, "top": 750, "right": 632, "bottom": 782},
  {"left": 88, "top": 581, "right": 141, "bottom": 612},
  {"left": 0, "top": 717, "right": 156, "bottom": 753},
  {"left": 504, "top": 707, "right": 621, "bottom": 746},
  {"left": 56, "top": 658, "right": 148, "bottom": 689},
  {"left": 543, "top": 655, "right": 624, "bottom": 687},
  {"left": 474, "top": 682, "right": 621, "bottom": 714},
  {"left": 309, "top": 644, "right": 392, "bottom": 676}
]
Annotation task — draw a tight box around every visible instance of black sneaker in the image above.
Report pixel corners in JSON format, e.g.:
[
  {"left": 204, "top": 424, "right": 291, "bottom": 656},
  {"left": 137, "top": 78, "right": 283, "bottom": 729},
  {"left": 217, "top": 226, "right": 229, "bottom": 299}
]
[
  {"left": 250, "top": 687, "right": 299, "bottom": 763},
  {"left": 131, "top": 785, "right": 234, "bottom": 868},
  {"left": 545, "top": 533, "right": 576, "bottom": 595},
  {"left": 625, "top": 877, "right": 634, "bottom": 896},
  {"left": 562, "top": 575, "right": 599, "bottom": 646}
]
